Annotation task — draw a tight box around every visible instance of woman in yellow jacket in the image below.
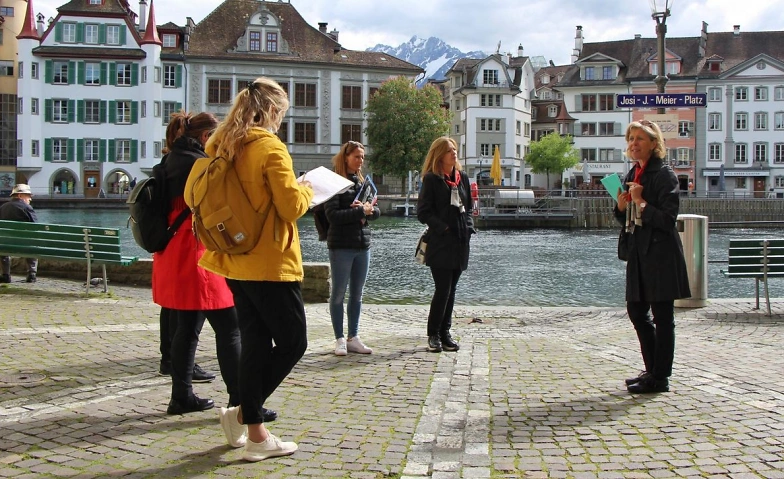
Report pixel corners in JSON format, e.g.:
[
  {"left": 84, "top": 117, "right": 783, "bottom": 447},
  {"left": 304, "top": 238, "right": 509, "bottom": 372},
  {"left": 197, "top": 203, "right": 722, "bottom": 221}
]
[{"left": 198, "top": 77, "right": 314, "bottom": 462}]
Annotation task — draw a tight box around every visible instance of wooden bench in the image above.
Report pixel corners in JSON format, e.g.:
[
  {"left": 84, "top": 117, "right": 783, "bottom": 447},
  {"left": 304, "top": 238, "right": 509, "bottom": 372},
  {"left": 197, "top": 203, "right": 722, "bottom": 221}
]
[
  {"left": 0, "top": 220, "right": 138, "bottom": 294},
  {"left": 721, "top": 238, "right": 784, "bottom": 315}
]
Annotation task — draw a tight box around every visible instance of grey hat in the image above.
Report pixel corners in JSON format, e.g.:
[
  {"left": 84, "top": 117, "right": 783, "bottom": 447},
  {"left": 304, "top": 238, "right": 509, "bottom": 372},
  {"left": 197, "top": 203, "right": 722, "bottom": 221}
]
[{"left": 11, "top": 184, "right": 33, "bottom": 196}]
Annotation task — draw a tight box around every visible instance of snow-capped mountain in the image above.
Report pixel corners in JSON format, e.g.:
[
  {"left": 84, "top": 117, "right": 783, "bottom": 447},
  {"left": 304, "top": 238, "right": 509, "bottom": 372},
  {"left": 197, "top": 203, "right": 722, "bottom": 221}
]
[{"left": 368, "top": 36, "right": 488, "bottom": 85}]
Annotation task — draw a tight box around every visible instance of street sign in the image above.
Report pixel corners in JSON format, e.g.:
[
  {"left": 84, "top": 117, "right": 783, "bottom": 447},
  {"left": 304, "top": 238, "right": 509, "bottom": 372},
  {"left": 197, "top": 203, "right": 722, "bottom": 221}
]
[{"left": 616, "top": 93, "right": 707, "bottom": 108}]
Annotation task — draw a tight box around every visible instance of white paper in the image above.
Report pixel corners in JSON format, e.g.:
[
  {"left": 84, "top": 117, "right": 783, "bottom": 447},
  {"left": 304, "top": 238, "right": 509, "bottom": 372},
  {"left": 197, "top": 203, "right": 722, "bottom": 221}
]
[{"left": 298, "top": 166, "right": 354, "bottom": 208}]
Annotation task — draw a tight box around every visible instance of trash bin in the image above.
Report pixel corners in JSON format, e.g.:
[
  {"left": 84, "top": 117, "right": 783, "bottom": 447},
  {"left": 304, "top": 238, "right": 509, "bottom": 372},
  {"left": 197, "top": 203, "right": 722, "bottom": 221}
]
[{"left": 675, "top": 214, "right": 708, "bottom": 307}]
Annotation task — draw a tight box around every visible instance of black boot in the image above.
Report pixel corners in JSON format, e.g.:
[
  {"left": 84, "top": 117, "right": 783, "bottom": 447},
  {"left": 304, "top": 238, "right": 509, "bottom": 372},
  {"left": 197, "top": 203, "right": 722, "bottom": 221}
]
[
  {"left": 167, "top": 395, "right": 215, "bottom": 415},
  {"left": 0, "top": 274, "right": 10, "bottom": 284},
  {"left": 427, "top": 335, "right": 442, "bottom": 353},
  {"left": 440, "top": 332, "right": 459, "bottom": 351},
  {"left": 627, "top": 375, "right": 669, "bottom": 394}
]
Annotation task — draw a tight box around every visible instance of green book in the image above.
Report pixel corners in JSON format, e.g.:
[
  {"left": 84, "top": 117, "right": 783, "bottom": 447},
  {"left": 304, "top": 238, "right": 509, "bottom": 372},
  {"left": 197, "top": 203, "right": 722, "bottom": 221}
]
[{"left": 601, "top": 174, "right": 623, "bottom": 202}]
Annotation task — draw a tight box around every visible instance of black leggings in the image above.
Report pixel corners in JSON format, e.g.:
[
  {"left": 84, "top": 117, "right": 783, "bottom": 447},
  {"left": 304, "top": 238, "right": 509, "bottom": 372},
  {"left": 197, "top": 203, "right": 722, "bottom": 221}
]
[{"left": 427, "top": 267, "right": 462, "bottom": 337}]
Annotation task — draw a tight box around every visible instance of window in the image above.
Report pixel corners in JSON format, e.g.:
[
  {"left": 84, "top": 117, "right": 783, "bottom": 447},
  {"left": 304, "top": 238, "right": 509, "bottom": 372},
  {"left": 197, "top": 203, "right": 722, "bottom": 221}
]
[
  {"left": 277, "top": 122, "right": 288, "bottom": 143},
  {"left": 141, "top": 101, "right": 146, "bottom": 118},
  {"left": 31, "top": 140, "right": 39, "bottom": 157},
  {"left": 516, "top": 120, "right": 521, "bottom": 135},
  {"left": 106, "top": 25, "right": 121, "bottom": 45},
  {"left": 548, "top": 105, "right": 558, "bottom": 117},
  {"left": 582, "top": 94, "right": 596, "bottom": 111},
  {"left": 16, "top": 140, "right": 22, "bottom": 157},
  {"left": 154, "top": 66, "right": 161, "bottom": 83},
  {"left": 116, "top": 63, "right": 132, "bottom": 86},
  {"left": 581, "top": 123, "right": 597, "bottom": 136},
  {"left": 678, "top": 121, "right": 692, "bottom": 138},
  {"left": 453, "top": 98, "right": 460, "bottom": 110},
  {"left": 116, "top": 100, "right": 131, "bottom": 124},
  {"left": 482, "top": 69, "right": 499, "bottom": 85},
  {"left": 294, "top": 83, "right": 316, "bottom": 107},
  {"left": 53, "top": 139, "right": 68, "bottom": 162},
  {"left": 163, "top": 65, "right": 177, "bottom": 88},
  {"left": 480, "top": 144, "right": 490, "bottom": 156},
  {"left": 776, "top": 86, "right": 784, "bottom": 101},
  {"left": 776, "top": 176, "right": 784, "bottom": 188},
  {"left": 115, "top": 140, "right": 131, "bottom": 162},
  {"left": 53, "top": 99, "right": 69, "bottom": 123},
  {"left": 88, "top": 0, "right": 101, "bottom": 4},
  {"left": 267, "top": 33, "right": 278, "bottom": 52},
  {"left": 755, "top": 87, "right": 768, "bottom": 101},
  {"left": 85, "top": 24, "right": 99, "bottom": 44},
  {"left": 598, "top": 122, "right": 616, "bottom": 136},
  {"left": 516, "top": 144, "right": 521, "bottom": 158},
  {"left": 154, "top": 101, "right": 160, "bottom": 117},
  {"left": 17, "top": 98, "right": 22, "bottom": 114},
  {"left": 775, "top": 112, "right": 784, "bottom": 130},
  {"left": 708, "top": 87, "right": 722, "bottom": 101},
  {"left": 85, "top": 100, "right": 101, "bottom": 123},
  {"left": 480, "top": 94, "right": 501, "bottom": 107},
  {"left": 141, "top": 66, "right": 146, "bottom": 83},
  {"left": 709, "top": 143, "right": 721, "bottom": 161},
  {"left": 735, "top": 143, "right": 747, "bottom": 163},
  {"left": 735, "top": 87, "right": 748, "bottom": 101},
  {"left": 53, "top": 61, "right": 69, "bottom": 84},
  {"left": 17, "top": 62, "right": 22, "bottom": 78},
  {"left": 84, "top": 62, "right": 100, "bottom": 85},
  {"left": 162, "top": 102, "right": 178, "bottom": 124},
  {"left": 667, "top": 61, "right": 680, "bottom": 75},
  {"left": 62, "top": 23, "right": 76, "bottom": 43},
  {"left": 162, "top": 34, "right": 177, "bottom": 48},
  {"left": 341, "top": 124, "right": 362, "bottom": 144},
  {"left": 775, "top": 144, "right": 784, "bottom": 164},
  {"left": 602, "top": 66, "right": 615, "bottom": 80},
  {"left": 736, "top": 178, "right": 746, "bottom": 189},
  {"left": 598, "top": 94, "right": 614, "bottom": 111},
  {"left": 755, "top": 112, "right": 768, "bottom": 130},
  {"left": 249, "top": 31, "right": 261, "bottom": 51},
  {"left": 735, "top": 112, "right": 747, "bottom": 130},
  {"left": 0, "top": 6, "right": 14, "bottom": 15},
  {"left": 154, "top": 141, "right": 162, "bottom": 158},
  {"left": 755, "top": 142, "right": 768, "bottom": 162},
  {"left": 208, "top": 79, "right": 232, "bottom": 104},
  {"left": 342, "top": 86, "right": 362, "bottom": 109},
  {"left": 599, "top": 148, "right": 615, "bottom": 161},
  {"left": 294, "top": 122, "right": 316, "bottom": 143},
  {"left": 581, "top": 148, "right": 596, "bottom": 162},
  {"left": 583, "top": 67, "right": 594, "bottom": 80},
  {"left": 524, "top": 123, "right": 530, "bottom": 137},
  {"left": 708, "top": 112, "right": 721, "bottom": 130},
  {"left": 0, "top": 60, "right": 13, "bottom": 76},
  {"left": 31, "top": 98, "right": 38, "bottom": 115},
  {"left": 85, "top": 139, "right": 100, "bottom": 162}
]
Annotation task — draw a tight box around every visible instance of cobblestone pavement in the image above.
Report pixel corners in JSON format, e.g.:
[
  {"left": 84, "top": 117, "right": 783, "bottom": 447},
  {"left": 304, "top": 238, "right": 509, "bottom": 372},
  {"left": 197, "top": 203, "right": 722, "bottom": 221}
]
[{"left": 0, "top": 278, "right": 782, "bottom": 478}]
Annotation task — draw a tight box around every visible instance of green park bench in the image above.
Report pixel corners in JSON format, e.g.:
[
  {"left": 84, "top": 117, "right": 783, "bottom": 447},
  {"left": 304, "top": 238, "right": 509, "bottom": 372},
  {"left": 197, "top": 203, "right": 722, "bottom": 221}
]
[
  {"left": 0, "top": 219, "right": 138, "bottom": 294},
  {"left": 721, "top": 238, "right": 784, "bottom": 316}
]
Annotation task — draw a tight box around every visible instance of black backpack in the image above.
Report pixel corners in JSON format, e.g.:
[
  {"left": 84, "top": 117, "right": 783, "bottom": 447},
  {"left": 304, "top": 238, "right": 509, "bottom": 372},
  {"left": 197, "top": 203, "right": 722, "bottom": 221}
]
[
  {"left": 313, "top": 204, "right": 329, "bottom": 241},
  {"left": 127, "top": 161, "right": 190, "bottom": 253}
]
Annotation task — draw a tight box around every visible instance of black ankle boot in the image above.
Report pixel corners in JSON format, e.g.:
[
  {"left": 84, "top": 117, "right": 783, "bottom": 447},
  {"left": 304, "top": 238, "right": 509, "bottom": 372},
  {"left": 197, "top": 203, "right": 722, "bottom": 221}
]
[
  {"left": 427, "top": 335, "right": 442, "bottom": 353},
  {"left": 440, "top": 332, "right": 459, "bottom": 351},
  {"left": 627, "top": 375, "right": 669, "bottom": 394}
]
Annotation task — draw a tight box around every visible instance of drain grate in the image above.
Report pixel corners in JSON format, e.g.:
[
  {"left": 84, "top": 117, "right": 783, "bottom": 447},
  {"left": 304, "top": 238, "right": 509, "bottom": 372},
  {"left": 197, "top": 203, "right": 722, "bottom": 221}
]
[{"left": 0, "top": 373, "right": 47, "bottom": 386}]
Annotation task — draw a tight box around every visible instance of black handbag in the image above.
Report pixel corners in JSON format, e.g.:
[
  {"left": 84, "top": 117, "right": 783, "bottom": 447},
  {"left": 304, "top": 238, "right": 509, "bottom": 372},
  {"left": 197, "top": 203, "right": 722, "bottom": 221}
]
[{"left": 618, "top": 228, "right": 630, "bottom": 261}]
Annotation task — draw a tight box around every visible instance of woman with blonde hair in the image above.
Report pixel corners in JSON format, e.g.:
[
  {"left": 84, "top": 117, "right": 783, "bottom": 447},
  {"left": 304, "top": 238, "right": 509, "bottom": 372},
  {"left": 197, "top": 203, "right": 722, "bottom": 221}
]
[
  {"left": 615, "top": 120, "right": 690, "bottom": 394},
  {"left": 324, "top": 141, "right": 380, "bottom": 356},
  {"left": 197, "top": 77, "right": 314, "bottom": 461},
  {"left": 416, "top": 136, "right": 475, "bottom": 353}
]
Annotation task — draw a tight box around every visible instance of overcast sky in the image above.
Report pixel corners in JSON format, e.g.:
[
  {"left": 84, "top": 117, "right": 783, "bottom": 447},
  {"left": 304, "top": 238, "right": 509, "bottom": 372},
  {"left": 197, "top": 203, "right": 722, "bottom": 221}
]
[{"left": 27, "top": 0, "right": 784, "bottom": 65}]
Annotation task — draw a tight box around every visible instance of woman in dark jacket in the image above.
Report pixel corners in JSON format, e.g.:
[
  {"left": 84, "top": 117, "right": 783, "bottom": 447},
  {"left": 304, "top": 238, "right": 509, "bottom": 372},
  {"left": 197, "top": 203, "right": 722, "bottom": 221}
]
[
  {"left": 614, "top": 120, "right": 690, "bottom": 394},
  {"left": 324, "top": 141, "right": 380, "bottom": 356},
  {"left": 417, "top": 136, "right": 475, "bottom": 353}
]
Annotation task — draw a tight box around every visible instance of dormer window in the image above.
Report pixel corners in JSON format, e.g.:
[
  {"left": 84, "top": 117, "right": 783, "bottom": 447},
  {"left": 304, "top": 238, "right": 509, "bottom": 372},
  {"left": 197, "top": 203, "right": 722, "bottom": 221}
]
[
  {"left": 548, "top": 105, "right": 558, "bottom": 117},
  {"left": 162, "top": 34, "right": 177, "bottom": 48},
  {"left": 650, "top": 60, "right": 681, "bottom": 75},
  {"left": 583, "top": 67, "right": 595, "bottom": 80},
  {"left": 238, "top": 7, "right": 284, "bottom": 54},
  {"left": 267, "top": 33, "right": 278, "bottom": 52},
  {"left": 542, "top": 74, "right": 550, "bottom": 84}
]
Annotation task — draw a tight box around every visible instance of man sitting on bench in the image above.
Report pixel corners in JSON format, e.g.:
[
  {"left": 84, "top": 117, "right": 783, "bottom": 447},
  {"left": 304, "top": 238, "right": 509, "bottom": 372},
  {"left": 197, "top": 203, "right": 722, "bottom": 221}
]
[{"left": 1, "top": 184, "right": 38, "bottom": 283}]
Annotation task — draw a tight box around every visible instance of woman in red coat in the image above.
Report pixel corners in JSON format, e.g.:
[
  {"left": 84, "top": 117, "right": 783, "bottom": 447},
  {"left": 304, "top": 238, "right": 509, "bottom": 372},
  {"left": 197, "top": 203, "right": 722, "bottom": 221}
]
[{"left": 152, "top": 111, "right": 241, "bottom": 415}]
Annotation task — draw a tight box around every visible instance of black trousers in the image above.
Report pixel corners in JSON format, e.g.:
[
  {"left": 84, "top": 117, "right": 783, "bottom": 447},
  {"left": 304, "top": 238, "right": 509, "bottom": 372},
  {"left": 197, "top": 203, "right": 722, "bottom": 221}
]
[
  {"left": 427, "top": 267, "right": 462, "bottom": 337},
  {"left": 170, "top": 307, "right": 241, "bottom": 405},
  {"left": 626, "top": 300, "right": 675, "bottom": 379},
  {"left": 226, "top": 280, "right": 308, "bottom": 425}
]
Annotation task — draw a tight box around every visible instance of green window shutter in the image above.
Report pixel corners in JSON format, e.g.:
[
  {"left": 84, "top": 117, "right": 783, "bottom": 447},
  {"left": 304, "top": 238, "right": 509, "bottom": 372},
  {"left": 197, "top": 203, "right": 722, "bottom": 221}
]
[
  {"left": 67, "top": 139, "right": 76, "bottom": 162},
  {"left": 99, "top": 101, "right": 107, "bottom": 123},
  {"left": 68, "top": 61, "right": 76, "bottom": 84},
  {"left": 176, "top": 102, "right": 182, "bottom": 112},
  {"left": 99, "top": 139, "right": 107, "bottom": 162},
  {"left": 131, "top": 63, "right": 139, "bottom": 86},
  {"left": 119, "top": 27, "right": 126, "bottom": 45},
  {"left": 109, "top": 63, "right": 116, "bottom": 86},
  {"left": 98, "top": 24, "right": 106, "bottom": 44},
  {"left": 76, "top": 23, "right": 85, "bottom": 43},
  {"left": 54, "top": 23, "right": 63, "bottom": 43},
  {"left": 45, "top": 60, "right": 53, "bottom": 84},
  {"left": 77, "top": 139, "right": 85, "bottom": 162},
  {"left": 108, "top": 140, "right": 116, "bottom": 163},
  {"left": 131, "top": 140, "right": 139, "bottom": 163},
  {"left": 131, "top": 102, "right": 138, "bottom": 124},
  {"left": 77, "top": 62, "right": 85, "bottom": 85},
  {"left": 574, "top": 95, "right": 582, "bottom": 112},
  {"left": 100, "top": 62, "right": 108, "bottom": 85},
  {"left": 44, "top": 99, "right": 53, "bottom": 122},
  {"left": 67, "top": 100, "right": 76, "bottom": 123},
  {"left": 109, "top": 101, "right": 116, "bottom": 124},
  {"left": 77, "top": 100, "right": 84, "bottom": 123},
  {"left": 44, "top": 139, "right": 53, "bottom": 162},
  {"left": 176, "top": 65, "right": 183, "bottom": 88}
]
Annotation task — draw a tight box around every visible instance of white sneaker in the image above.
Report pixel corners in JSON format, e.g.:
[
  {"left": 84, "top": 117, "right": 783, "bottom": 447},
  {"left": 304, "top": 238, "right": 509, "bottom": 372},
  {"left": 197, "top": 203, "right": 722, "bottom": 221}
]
[
  {"left": 335, "top": 338, "right": 347, "bottom": 356},
  {"left": 242, "top": 433, "right": 298, "bottom": 462},
  {"left": 346, "top": 336, "right": 372, "bottom": 354},
  {"left": 218, "top": 406, "right": 247, "bottom": 448}
]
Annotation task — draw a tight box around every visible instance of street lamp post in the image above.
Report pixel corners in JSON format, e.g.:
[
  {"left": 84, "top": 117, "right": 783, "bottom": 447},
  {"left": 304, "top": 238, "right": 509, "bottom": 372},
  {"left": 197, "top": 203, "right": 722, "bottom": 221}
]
[{"left": 650, "top": 0, "right": 674, "bottom": 114}]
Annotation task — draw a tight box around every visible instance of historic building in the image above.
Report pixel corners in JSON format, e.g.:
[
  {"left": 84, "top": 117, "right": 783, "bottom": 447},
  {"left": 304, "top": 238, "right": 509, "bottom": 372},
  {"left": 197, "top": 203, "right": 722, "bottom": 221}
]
[
  {"left": 0, "top": 0, "right": 28, "bottom": 196},
  {"left": 15, "top": 0, "right": 421, "bottom": 196},
  {"left": 445, "top": 47, "right": 535, "bottom": 187}
]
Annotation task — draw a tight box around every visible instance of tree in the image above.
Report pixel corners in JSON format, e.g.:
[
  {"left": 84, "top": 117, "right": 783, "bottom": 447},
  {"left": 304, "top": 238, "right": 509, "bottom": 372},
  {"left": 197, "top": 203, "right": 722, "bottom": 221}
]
[
  {"left": 525, "top": 133, "right": 580, "bottom": 190},
  {"left": 365, "top": 77, "right": 451, "bottom": 181}
]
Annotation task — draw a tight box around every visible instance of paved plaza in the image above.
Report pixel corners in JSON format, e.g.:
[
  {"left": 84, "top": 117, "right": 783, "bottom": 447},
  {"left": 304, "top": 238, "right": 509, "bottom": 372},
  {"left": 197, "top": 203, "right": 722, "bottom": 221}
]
[{"left": 0, "top": 277, "right": 782, "bottom": 478}]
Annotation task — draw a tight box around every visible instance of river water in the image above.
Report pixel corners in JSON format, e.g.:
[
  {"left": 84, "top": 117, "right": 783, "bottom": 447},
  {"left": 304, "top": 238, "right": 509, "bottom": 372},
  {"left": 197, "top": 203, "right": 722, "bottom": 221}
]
[{"left": 34, "top": 209, "right": 784, "bottom": 306}]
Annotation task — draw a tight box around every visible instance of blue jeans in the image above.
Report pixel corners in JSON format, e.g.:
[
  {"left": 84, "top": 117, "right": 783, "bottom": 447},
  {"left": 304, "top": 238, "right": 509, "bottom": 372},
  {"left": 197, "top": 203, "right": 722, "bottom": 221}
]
[{"left": 329, "top": 248, "right": 370, "bottom": 339}]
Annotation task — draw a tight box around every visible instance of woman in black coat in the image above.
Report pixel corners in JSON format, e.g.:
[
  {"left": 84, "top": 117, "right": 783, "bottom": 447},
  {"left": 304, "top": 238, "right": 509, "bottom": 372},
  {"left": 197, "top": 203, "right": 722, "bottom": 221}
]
[
  {"left": 417, "top": 136, "right": 475, "bottom": 353},
  {"left": 614, "top": 120, "right": 690, "bottom": 394}
]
